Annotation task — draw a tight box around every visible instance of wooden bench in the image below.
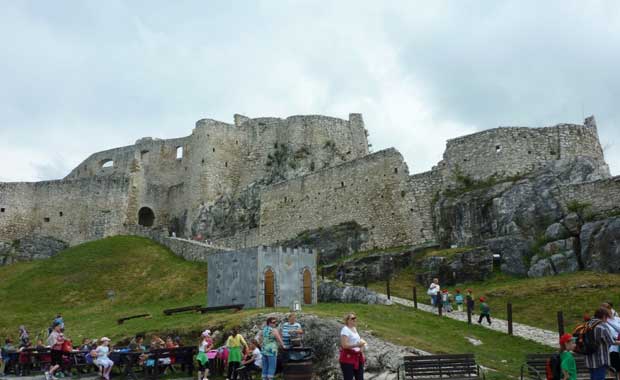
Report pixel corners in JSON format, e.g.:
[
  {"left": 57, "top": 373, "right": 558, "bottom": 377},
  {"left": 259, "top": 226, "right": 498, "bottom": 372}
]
[
  {"left": 198, "top": 304, "right": 244, "bottom": 314},
  {"left": 163, "top": 305, "right": 201, "bottom": 315},
  {"left": 397, "top": 354, "right": 485, "bottom": 379},
  {"left": 521, "top": 353, "right": 619, "bottom": 380},
  {"left": 145, "top": 347, "right": 197, "bottom": 380}
]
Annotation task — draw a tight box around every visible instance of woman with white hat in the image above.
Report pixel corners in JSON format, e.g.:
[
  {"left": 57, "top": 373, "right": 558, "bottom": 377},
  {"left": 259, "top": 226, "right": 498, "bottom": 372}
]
[
  {"left": 93, "top": 337, "right": 114, "bottom": 380},
  {"left": 196, "top": 330, "right": 213, "bottom": 380}
]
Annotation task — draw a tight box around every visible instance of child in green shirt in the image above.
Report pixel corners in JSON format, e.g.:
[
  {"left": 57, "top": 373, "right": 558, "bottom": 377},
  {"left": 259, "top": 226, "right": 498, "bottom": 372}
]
[
  {"left": 477, "top": 297, "right": 491, "bottom": 325},
  {"left": 559, "top": 333, "right": 577, "bottom": 380}
]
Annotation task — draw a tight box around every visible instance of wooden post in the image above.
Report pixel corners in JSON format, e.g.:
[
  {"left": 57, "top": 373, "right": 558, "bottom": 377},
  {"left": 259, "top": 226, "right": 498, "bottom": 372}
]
[
  {"left": 386, "top": 277, "right": 391, "bottom": 300},
  {"left": 557, "top": 311, "right": 565, "bottom": 337},
  {"left": 413, "top": 286, "right": 418, "bottom": 309},
  {"left": 438, "top": 301, "right": 443, "bottom": 317},
  {"left": 507, "top": 303, "right": 513, "bottom": 336},
  {"left": 467, "top": 303, "right": 472, "bottom": 324}
]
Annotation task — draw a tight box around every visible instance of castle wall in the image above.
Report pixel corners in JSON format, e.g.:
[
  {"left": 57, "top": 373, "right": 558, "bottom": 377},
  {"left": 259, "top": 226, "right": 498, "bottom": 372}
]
[
  {"left": 408, "top": 170, "right": 444, "bottom": 241},
  {"left": 0, "top": 183, "right": 37, "bottom": 240},
  {"left": 257, "top": 148, "right": 426, "bottom": 250},
  {"left": 440, "top": 122, "right": 607, "bottom": 182},
  {"left": 554, "top": 176, "right": 620, "bottom": 215},
  {"left": 0, "top": 177, "right": 131, "bottom": 245}
]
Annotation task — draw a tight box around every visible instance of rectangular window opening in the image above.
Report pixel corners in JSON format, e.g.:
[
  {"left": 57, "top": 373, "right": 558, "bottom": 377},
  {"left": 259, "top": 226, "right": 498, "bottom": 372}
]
[{"left": 176, "top": 146, "right": 184, "bottom": 159}]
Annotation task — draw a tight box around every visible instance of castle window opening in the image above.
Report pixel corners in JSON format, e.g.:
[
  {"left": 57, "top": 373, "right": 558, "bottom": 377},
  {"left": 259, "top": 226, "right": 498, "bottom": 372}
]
[
  {"left": 101, "top": 159, "right": 113, "bottom": 168},
  {"left": 528, "top": 150, "right": 532, "bottom": 155},
  {"left": 1, "top": 207, "right": 5, "bottom": 212},
  {"left": 141, "top": 150, "right": 150, "bottom": 159},
  {"left": 212, "top": 148, "right": 215, "bottom": 153},
  {"left": 225, "top": 161, "right": 228, "bottom": 167},
  {"left": 341, "top": 181, "right": 344, "bottom": 187},
  {"left": 138, "top": 207, "right": 155, "bottom": 227},
  {"left": 176, "top": 146, "right": 183, "bottom": 159},
  {"left": 201, "top": 159, "right": 205, "bottom": 164},
  {"left": 401, "top": 191, "right": 406, "bottom": 197},
  {"left": 59, "top": 211, "right": 63, "bottom": 217},
  {"left": 394, "top": 168, "right": 398, "bottom": 174},
  {"left": 496, "top": 145, "right": 502, "bottom": 153},
  {"left": 44, "top": 217, "right": 50, "bottom": 223},
  {"left": 550, "top": 150, "right": 556, "bottom": 155}
]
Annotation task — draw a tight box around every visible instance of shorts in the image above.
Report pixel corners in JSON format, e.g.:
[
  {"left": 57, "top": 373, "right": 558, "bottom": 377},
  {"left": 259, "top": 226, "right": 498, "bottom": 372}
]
[{"left": 51, "top": 350, "right": 64, "bottom": 366}]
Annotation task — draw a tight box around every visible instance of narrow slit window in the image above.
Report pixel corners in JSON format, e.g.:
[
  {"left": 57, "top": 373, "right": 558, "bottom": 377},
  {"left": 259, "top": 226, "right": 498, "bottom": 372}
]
[
  {"left": 495, "top": 145, "right": 502, "bottom": 153},
  {"left": 176, "top": 146, "right": 183, "bottom": 159}
]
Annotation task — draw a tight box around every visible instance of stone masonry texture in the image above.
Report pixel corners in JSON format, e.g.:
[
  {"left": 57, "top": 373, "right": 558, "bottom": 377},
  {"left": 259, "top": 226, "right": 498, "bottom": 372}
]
[{"left": 0, "top": 113, "right": 614, "bottom": 265}]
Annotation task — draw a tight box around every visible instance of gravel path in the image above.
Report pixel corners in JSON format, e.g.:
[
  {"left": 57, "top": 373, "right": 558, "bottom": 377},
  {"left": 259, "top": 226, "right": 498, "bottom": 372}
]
[{"left": 389, "top": 295, "right": 558, "bottom": 347}]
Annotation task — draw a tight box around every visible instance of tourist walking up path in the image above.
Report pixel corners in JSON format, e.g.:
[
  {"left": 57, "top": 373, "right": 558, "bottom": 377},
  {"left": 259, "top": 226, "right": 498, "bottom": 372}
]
[{"left": 389, "top": 295, "right": 558, "bottom": 347}]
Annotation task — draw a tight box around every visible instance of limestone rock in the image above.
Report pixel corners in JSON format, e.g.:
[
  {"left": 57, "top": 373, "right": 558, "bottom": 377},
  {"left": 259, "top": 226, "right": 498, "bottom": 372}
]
[
  {"left": 318, "top": 281, "right": 392, "bottom": 305},
  {"left": 416, "top": 247, "right": 494, "bottom": 286},
  {"left": 487, "top": 236, "right": 530, "bottom": 276},
  {"left": 545, "top": 223, "right": 569, "bottom": 241},
  {"left": 0, "top": 235, "right": 68, "bottom": 266},
  {"left": 528, "top": 238, "right": 579, "bottom": 277},
  {"left": 562, "top": 213, "right": 582, "bottom": 236},
  {"left": 580, "top": 217, "right": 620, "bottom": 272}
]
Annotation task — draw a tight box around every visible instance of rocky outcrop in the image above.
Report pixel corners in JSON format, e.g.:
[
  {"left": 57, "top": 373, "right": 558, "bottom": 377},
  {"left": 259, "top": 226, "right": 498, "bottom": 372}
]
[
  {"left": 433, "top": 157, "right": 619, "bottom": 278},
  {"left": 580, "top": 217, "right": 620, "bottom": 272},
  {"left": 318, "top": 281, "right": 393, "bottom": 305},
  {"left": 282, "top": 222, "right": 369, "bottom": 264},
  {"left": 321, "top": 244, "right": 436, "bottom": 284},
  {"left": 238, "top": 312, "right": 414, "bottom": 379},
  {"left": 415, "top": 247, "right": 494, "bottom": 286},
  {"left": 0, "top": 235, "right": 68, "bottom": 266}
]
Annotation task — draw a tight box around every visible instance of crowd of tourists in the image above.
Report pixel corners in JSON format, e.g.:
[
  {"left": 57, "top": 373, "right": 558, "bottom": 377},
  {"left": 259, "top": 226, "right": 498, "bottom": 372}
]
[
  {"left": 0, "top": 311, "right": 369, "bottom": 380},
  {"left": 555, "top": 303, "right": 620, "bottom": 380}
]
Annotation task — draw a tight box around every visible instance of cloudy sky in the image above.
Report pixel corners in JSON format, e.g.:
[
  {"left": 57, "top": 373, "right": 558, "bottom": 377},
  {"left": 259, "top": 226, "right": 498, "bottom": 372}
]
[{"left": 1, "top": 1, "right": 619, "bottom": 182}]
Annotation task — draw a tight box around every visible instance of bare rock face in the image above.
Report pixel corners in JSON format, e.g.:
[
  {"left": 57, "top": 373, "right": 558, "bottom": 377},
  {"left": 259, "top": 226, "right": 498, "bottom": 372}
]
[
  {"left": 433, "top": 157, "right": 615, "bottom": 278},
  {"left": 0, "top": 235, "right": 68, "bottom": 266},
  {"left": 580, "top": 217, "right": 620, "bottom": 272},
  {"left": 318, "top": 281, "right": 392, "bottom": 305},
  {"left": 416, "top": 247, "right": 494, "bottom": 286}
]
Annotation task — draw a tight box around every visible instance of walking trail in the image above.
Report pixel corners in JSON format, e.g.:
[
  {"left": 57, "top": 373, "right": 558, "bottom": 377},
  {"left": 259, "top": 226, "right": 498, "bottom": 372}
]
[{"left": 388, "top": 294, "right": 558, "bottom": 347}]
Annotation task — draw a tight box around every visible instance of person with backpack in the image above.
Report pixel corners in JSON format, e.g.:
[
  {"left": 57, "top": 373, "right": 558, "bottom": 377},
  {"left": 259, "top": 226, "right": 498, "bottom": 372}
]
[
  {"left": 478, "top": 297, "right": 491, "bottom": 325},
  {"left": 601, "top": 303, "right": 620, "bottom": 372},
  {"left": 577, "top": 307, "right": 620, "bottom": 380}
]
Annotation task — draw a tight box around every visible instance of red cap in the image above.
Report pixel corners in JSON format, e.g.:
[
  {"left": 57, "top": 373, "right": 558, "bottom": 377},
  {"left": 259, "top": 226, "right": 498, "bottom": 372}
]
[
  {"left": 479, "top": 297, "right": 485, "bottom": 302},
  {"left": 442, "top": 289, "right": 448, "bottom": 293},
  {"left": 559, "top": 333, "right": 575, "bottom": 345}
]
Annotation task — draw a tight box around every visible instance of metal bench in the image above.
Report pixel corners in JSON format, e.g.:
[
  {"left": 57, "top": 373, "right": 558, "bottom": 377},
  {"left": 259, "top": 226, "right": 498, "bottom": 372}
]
[
  {"left": 398, "top": 354, "right": 485, "bottom": 379},
  {"left": 521, "top": 353, "right": 618, "bottom": 380}
]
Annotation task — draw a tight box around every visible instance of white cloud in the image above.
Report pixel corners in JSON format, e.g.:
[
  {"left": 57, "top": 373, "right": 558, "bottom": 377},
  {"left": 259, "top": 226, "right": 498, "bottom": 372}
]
[{"left": 0, "top": 0, "right": 618, "bottom": 182}]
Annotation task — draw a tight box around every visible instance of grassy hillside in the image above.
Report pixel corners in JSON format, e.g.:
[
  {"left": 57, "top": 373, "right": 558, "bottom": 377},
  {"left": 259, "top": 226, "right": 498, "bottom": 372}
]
[
  {"left": 0, "top": 236, "right": 554, "bottom": 378},
  {"left": 368, "top": 267, "right": 620, "bottom": 331}
]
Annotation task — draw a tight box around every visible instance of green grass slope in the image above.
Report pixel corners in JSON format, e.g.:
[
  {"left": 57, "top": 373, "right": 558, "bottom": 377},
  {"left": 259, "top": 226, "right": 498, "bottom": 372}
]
[
  {"left": 0, "top": 236, "right": 554, "bottom": 378},
  {"left": 369, "top": 268, "right": 620, "bottom": 331}
]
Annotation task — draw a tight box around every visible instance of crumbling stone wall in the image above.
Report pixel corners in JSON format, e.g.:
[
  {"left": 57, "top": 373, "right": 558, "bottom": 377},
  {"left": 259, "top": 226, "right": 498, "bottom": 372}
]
[
  {"left": 258, "top": 148, "right": 424, "bottom": 250},
  {"left": 439, "top": 119, "right": 608, "bottom": 183}
]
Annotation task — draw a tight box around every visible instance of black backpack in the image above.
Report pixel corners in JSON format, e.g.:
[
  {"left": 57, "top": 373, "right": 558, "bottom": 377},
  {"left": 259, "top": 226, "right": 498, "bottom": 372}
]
[{"left": 545, "top": 353, "right": 562, "bottom": 380}]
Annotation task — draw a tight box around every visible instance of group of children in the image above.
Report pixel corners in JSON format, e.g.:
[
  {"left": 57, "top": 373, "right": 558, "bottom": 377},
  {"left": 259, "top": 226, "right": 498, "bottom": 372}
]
[{"left": 428, "top": 280, "right": 493, "bottom": 325}]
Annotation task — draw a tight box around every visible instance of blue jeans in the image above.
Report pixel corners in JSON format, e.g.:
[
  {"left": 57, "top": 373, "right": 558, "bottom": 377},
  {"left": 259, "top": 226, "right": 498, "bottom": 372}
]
[
  {"left": 589, "top": 366, "right": 607, "bottom": 380},
  {"left": 261, "top": 354, "right": 276, "bottom": 379}
]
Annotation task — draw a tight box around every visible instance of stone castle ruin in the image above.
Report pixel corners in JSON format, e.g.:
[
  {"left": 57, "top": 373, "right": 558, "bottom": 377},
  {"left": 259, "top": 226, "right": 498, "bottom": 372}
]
[{"left": 1, "top": 113, "right": 619, "bottom": 274}]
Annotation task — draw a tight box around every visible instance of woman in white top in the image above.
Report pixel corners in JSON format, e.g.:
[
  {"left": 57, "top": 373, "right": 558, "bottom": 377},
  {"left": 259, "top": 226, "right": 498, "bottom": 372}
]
[
  {"left": 94, "top": 337, "right": 114, "bottom": 380},
  {"left": 339, "top": 313, "right": 367, "bottom": 380}
]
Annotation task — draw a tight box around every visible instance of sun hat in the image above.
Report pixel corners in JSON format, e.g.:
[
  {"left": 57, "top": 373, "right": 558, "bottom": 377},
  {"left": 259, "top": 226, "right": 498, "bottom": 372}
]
[
  {"left": 202, "top": 329, "right": 211, "bottom": 337},
  {"left": 100, "top": 337, "right": 111, "bottom": 342},
  {"left": 559, "top": 333, "right": 576, "bottom": 345}
]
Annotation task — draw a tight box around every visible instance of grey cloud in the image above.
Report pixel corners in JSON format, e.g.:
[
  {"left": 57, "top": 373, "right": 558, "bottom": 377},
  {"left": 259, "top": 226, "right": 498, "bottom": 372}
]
[{"left": 0, "top": 0, "right": 618, "bottom": 182}]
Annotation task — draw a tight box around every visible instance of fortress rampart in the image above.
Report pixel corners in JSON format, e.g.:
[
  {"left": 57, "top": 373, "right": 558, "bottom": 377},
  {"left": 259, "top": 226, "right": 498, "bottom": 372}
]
[
  {"left": 438, "top": 117, "right": 607, "bottom": 182},
  {"left": 0, "top": 114, "right": 613, "bottom": 261}
]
